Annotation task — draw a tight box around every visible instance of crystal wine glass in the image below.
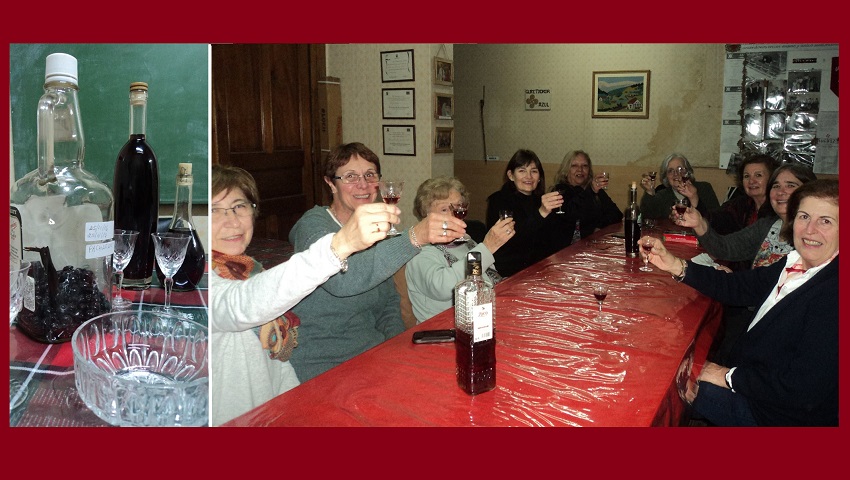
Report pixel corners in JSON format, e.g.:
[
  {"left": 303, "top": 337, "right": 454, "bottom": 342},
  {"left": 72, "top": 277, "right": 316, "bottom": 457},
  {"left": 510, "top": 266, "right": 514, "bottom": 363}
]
[
  {"left": 151, "top": 232, "right": 191, "bottom": 315},
  {"left": 379, "top": 180, "right": 404, "bottom": 236},
  {"left": 648, "top": 171, "right": 657, "bottom": 189},
  {"left": 640, "top": 232, "right": 658, "bottom": 273},
  {"left": 555, "top": 189, "right": 565, "bottom": 214},
  {"left": 10, "top": 261, "right": 31, "bottom": 410},
  {"left": 450, "top": 200, "right": 471, "bottom": 243},
  {"left": 593, "top": 283, "right": 609, "bottom": 321},
  {"left": 111, "top": 229, "right": 139, "bottom": 311},
  {"left": 674, "top": 197, "right": 689, "bottom": 223}
]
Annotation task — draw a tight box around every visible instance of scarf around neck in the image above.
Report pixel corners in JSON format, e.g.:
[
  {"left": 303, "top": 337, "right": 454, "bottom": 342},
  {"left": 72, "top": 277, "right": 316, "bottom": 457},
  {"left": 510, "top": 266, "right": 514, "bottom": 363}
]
[{"left": 211, "top": 250, "right": 300, "bottom": 362}]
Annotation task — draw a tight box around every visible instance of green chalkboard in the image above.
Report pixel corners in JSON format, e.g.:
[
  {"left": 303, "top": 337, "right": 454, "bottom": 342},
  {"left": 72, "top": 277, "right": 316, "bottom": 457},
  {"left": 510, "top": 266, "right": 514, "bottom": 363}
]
[{"left": 10, "top": 44, "right": 208, "bottom": 204}]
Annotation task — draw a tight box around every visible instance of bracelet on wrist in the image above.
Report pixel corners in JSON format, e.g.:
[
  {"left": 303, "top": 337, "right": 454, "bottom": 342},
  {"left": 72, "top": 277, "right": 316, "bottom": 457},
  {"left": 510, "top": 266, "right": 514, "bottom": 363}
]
[
  {"left": 672, "top": 258, "right": 688, "bottom": 282},
  {"left": 329, "top": 243, "right": 348, "bottom": 273},
  {"left": 408, "top": 227, "right": 422, "bottom": 250}
]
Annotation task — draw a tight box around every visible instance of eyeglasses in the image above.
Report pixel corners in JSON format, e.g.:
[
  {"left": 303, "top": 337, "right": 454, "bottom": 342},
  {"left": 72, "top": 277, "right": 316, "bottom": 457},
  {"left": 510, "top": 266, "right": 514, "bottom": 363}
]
[
  {"left": 332, "top": 171, "right": 381, "bottom": 184},
  {"left": 211, "top": 202, "right": 256, "bottom": 219}
]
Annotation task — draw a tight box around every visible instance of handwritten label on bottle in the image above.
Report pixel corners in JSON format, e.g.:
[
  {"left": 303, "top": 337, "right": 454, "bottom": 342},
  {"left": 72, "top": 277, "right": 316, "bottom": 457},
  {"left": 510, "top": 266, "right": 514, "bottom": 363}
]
[
  {"left": 85, "top": 221, "right": 114, "bottom": 241},
  {"left": 86, "top": 240, "right": 115, "bottom": 259}
]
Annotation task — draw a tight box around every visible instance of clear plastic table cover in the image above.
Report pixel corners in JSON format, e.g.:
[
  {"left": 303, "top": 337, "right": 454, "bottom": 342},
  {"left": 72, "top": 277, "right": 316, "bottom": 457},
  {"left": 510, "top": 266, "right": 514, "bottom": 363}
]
[{"left": 225, "top": 224, "right": 721, "bottom": 427}]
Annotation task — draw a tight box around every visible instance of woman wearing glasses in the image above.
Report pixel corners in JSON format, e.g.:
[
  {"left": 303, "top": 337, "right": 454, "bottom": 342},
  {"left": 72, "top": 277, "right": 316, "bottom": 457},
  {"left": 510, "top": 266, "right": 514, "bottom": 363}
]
[
  {"left": 209, "top": 164, "right": 400, "bottom": 425},
  {"left": 288, "top": 142, "right": 466, "bottom": 382}
]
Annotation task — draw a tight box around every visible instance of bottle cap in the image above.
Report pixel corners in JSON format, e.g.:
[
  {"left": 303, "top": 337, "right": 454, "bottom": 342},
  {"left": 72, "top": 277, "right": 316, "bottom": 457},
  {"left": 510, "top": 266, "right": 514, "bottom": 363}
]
[
  {"left": 178, "top": 163, "right": 193, "bottom": 176},
  {"left": 45, "top": 53, "right": 78, "bottom": 86},
  {"left": 129, "top": 82, "right": 148, "bottom": 92}
]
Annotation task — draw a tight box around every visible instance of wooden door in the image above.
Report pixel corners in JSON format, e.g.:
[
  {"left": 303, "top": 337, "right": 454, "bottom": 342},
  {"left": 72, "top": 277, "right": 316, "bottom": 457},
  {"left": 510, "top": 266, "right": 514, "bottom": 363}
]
[{"left": 211, "top": 44, "right": 325, "bottom": 241}]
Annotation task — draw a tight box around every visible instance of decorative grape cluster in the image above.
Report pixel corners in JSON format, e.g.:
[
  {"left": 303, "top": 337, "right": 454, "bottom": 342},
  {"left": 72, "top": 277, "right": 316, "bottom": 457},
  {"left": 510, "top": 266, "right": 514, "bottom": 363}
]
[{"left": 16, "top": 262, "right": 110, "bottom": 343}]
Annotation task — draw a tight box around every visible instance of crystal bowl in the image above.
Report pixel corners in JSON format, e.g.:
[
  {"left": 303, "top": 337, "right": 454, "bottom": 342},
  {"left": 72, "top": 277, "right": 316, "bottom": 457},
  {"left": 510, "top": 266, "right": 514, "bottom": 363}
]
[{"left": 71, "top": 310, "right": 209, "bottom": 426}]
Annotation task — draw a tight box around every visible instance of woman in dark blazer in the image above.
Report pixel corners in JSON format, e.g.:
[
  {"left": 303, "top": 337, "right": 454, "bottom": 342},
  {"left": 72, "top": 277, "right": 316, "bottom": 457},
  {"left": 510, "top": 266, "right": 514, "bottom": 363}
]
[{"left": 641, "top": 179, "right": 838, "bottom": 426}]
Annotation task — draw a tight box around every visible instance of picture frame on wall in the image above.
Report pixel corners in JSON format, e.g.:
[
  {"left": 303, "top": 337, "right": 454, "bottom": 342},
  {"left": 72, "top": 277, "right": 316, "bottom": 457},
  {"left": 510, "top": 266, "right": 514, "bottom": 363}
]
[
  {"left": 434, "top": 57, "right": 453, "bottom": 86},
  {"left": 381, "top": 49, "right": 415, "bottom": 83},
  {"left": 434, "top": 127, "right": 453, "bottom": 153},
  {"left": 383, "top": 125, "right": 416, "bottom": 156},
  {"left": 382, "top": 88, "right": 416, "bottom": 119},
  {"left": 592, "top": 70, "right": 650, "bottom": 119},
  {"left": 434, "top": 93, "right": 453, "bottom": 120}
]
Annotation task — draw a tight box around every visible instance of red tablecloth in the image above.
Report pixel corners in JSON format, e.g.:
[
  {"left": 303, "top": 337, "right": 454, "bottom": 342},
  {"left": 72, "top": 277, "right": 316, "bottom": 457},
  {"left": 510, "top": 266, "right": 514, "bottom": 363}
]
[
  {"left": 9, "top": 268, "right": 209, "bottom": 427},
  {"left": 225, "top": 224, "right": 720, "bottom": 427}
]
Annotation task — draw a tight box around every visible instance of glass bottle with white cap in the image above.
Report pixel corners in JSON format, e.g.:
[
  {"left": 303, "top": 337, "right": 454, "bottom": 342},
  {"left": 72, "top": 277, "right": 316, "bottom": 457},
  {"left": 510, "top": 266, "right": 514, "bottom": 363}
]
[{"left": 10, "top": 53, "right": 114, "bottom": 343}]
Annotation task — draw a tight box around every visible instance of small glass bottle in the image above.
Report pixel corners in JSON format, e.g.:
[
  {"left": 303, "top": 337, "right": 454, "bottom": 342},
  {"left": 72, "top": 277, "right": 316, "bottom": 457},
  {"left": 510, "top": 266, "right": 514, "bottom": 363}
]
[
  {"left": 155, "top": 163, "right": 205, "bottom": 291},
  {"left": 10, "top": 53, "right": 114, "bottom": 343},
  {"left": 113, "top": 81, "right": 159, "bottom": 290},
  {"left": 624, "top": 181, "right": 641, "bottom": 258},
  {"left": 455, "top": 251, "right": 496, "bottom": 395}
]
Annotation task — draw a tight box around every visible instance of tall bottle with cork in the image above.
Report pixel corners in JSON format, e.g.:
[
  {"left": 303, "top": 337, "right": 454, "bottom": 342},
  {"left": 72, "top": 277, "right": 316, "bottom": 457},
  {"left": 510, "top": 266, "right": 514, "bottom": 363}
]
[
  {"left": 624, "top": 181, "right": 641, "bottom": 258},
  {"left": 454, "top": 251, "right": 497, "bottom": 395},
  {"left": 113, "top": 81, "right": 159, "bottom": 289},
  {"left": 156, "top": 163, "right": 205, "bottom": 291},
  {"left": 10, "top": 53, "right": 114, "bottom": 343}
]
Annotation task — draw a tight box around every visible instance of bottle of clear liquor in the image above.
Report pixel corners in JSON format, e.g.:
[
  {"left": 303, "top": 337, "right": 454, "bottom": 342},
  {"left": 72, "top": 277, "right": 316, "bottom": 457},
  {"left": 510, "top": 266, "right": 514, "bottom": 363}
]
[
  {"left": 10, "top": 53, "right": 114, "bottom": 343},
  {"left": 113, "top": 82, "right": 159, "bottom": 289},
  {"left": 571, "top": 219, "right": 582, "bottom": 245},
  {"left": 155, "top": 163, "right": 205, "bottom": 291},
  {"left": 454, "top": 251, "right": 496, "bottom": 395}
]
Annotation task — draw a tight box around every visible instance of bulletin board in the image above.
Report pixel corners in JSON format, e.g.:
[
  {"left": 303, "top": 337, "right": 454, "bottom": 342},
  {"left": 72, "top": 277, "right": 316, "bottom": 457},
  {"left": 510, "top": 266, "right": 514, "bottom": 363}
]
[
  {"left": 719, "top": 43, "right": 838, "bottom": 175},
  {"left": 9, "top": 44, "right": 209, "bottom": 203}
]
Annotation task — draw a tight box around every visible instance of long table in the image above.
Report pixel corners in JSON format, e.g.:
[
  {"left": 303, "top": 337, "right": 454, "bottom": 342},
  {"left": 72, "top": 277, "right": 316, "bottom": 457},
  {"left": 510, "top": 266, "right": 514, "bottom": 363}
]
[
  {"left": 225, "top": 224, "right": 720, "bottom": 427},
  {"left": 9, "top": 268, "right": 208, "bottom": 427}
]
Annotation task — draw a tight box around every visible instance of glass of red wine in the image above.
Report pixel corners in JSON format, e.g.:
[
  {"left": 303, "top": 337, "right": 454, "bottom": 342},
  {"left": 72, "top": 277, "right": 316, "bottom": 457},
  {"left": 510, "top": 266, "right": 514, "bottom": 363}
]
[
  {"left": 648, "top": 171, "right": 657, "bottom": 189},
  {"left": 379, "top": 180, "right": 404, "bottom": 236},
  {"left": 674, "top": 197, "right": 689, "bottom": 223},
  {"left": 639, "top": 234, "right": 656, "bottom": 272},
  {"left": 676, "top": 166, "right": 692, "bottom": 185},
  {"left": 450, "top": 200, "right": 470, "bottom": 243},
  {"left": 593, "top": 283, "right": 609, "bottom": 320}
]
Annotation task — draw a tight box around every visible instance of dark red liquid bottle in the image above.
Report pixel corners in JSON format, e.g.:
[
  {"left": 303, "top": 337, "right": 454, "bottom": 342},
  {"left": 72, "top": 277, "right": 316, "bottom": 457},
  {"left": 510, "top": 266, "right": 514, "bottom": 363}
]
[
  {"left": 113, "top": 83, "right": 159, "bottom": 289},
  {"left": 155, "top": 163, "right": 205, "bottom": 291}
]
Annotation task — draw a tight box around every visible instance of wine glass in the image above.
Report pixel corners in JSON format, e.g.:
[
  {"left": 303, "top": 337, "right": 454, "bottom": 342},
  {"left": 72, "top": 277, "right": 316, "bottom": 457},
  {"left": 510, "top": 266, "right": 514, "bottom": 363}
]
[
  {"left": 593, "top": 283, "right": 609, "bottom": 321},
  {"left": 555, "top": 189, "right": 565, "bottom": 214},
  {"left": 674, "top": 197, "right": 689, "bottom": 223},
  {"left": 450, "top": 200, "right": 471, "bottom": 243},
  {"left": 648, "top": 171, "right": 658, "bottom": 189},
  {"left": 676, "top": 166, "right": 692, "bottom": 185},
  {"left": 111, "top": 229, "right": 139, "bottom": 311},
  {"left": 640, "top": 232, "right": 658, "bottom": 272},
  {"left": 151, "top": 232, "right": 191, "bottom": 315},
  {"left": 10, "top": 261, "right": 31, "bottom": 409},
  {"left": 600, "top": 171, "right": 609, "bottom": 190},
  {"left": 379, "top": 180, "right": 404, "bottom": 236}
]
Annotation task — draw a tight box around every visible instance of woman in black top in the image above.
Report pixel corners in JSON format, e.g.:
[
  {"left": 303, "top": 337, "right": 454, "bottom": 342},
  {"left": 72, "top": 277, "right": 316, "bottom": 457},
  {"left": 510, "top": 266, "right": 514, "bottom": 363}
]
[
  {"left": 544, "top": 150, "right": 623, "bottom": 253},
  {"left": 485, "top": 149, "right": 562, "bottom": 277}
]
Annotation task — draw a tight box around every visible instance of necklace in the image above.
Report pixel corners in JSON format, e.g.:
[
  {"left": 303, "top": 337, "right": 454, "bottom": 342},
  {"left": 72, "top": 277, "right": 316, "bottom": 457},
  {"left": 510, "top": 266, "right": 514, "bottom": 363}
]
[{"left": 326, "top": 207, "right": 343, "bottom": 227}]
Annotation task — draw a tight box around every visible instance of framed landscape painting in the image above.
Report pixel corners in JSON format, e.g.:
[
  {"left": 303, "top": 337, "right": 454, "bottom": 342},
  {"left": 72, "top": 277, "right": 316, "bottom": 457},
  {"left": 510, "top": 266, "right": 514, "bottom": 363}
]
[{"left": 592, "top": 70, "right": 650, "bottom": 119}]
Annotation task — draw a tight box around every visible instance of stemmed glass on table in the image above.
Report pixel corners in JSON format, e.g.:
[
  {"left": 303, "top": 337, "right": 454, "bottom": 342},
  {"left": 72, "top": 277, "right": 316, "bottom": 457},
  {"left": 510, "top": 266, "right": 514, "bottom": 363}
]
[
  {"left": 450, "top": 200, "right": 471, "bottom": 243},
  {"left": 151, "top": 232, "right": 191, "bottom": 316},
  {"left": 593, "top": 283, "right": 609, "bottom": 321},
  {"left": 379, "top": 180, "right": 404, "bottom": 236},
  {"left": 111, "top": 229, "right": 139, "bottom": 311},
  {"left": 10, "top": 261, "right": 31, "bottom": 410}
]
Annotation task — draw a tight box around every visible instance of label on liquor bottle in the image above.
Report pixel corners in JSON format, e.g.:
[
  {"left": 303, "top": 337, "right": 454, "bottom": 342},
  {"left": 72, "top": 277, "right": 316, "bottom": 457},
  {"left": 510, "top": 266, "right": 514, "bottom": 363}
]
[
  {"left": 86, "top": 240, "right": 115, "bottom": 259},
  {"left": 11, "top": 206, "right": 22, "bottom": 269},
  {"left": 85, "top": 221, "right": 114, "bottom": 241},
  {"left": 471, "top": 302, "right": 493, "bottom": 342}
]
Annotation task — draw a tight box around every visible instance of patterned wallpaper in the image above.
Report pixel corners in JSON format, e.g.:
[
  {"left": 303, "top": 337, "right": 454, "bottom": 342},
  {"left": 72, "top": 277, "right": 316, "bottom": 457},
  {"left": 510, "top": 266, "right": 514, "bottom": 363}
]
[
  {"left": 327, "top": 44, "right": 454, "bottom": 229},
  {"left": 453, "top": 44, "right": 725, "bottom": 170}
]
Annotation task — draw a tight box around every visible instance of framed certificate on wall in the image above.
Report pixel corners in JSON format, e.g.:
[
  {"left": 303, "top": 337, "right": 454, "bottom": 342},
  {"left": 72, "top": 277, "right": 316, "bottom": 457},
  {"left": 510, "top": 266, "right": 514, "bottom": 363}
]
[
  {"left": 382, "top": 88, "right": 415, "bottom": 119},
  {"left": 381, "top": 49, "right": 415, "bottom": 83},
  {"left": 383, "top": 125, "right": 416, "bottom": 156}
]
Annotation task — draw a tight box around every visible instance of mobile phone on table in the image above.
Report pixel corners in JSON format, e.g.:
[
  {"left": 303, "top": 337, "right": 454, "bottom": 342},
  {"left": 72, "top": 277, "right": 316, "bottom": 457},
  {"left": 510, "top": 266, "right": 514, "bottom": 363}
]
[{"left": 412, "top": 329, "right": 456, "bottom": 344}]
